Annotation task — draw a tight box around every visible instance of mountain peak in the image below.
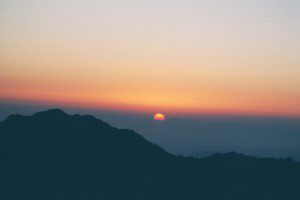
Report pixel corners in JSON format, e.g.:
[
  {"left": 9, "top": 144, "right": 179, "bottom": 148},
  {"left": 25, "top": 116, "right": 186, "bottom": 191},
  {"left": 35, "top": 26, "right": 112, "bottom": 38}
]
[{"left": 33, "top": 108, "right": 67, "bottom": 117}]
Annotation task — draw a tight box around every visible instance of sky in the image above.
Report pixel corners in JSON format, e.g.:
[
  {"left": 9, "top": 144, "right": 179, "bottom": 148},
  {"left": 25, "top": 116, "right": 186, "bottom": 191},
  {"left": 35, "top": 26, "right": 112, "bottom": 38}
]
[{"left": 1, "top": 0, "right": 300, "bottom": 117}]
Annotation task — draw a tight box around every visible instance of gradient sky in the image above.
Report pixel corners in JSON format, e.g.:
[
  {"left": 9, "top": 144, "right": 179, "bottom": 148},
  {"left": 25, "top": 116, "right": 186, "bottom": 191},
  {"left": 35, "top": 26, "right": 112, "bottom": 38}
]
[{"left": 1, "top": 0, "right": 300, "bottom": 117}]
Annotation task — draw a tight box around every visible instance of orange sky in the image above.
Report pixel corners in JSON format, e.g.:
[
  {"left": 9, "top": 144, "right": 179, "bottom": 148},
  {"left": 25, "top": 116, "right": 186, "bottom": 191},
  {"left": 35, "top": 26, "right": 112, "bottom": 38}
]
[{"left": 1, "top": 0, "right": 300, "bottom": 117}]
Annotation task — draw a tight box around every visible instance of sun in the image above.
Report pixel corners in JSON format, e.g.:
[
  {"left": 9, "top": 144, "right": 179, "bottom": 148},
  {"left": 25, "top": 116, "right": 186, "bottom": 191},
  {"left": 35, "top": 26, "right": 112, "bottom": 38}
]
[{"left": 153, "top": 113, "right": 165, "bottom": 121}]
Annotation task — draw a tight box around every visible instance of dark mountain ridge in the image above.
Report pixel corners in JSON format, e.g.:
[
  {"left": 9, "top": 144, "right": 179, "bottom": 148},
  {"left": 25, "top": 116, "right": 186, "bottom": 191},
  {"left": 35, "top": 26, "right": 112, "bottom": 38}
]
[{"left": 1, "top": 109, "right": 299, "bottom": 200}]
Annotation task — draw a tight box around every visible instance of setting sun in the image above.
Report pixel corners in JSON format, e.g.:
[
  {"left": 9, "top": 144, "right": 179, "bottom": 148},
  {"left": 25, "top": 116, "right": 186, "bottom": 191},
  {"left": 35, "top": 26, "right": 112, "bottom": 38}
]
[{"left": 154, "top": 113, "right": 165, "bottom": 121}]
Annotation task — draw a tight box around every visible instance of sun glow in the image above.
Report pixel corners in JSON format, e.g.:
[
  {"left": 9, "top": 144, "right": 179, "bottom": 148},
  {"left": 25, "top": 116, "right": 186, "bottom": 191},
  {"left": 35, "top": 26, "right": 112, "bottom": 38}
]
[
  {"left": 154, "top": 113, "right": 165, "bottom": 121},
  {"left": 0, "top": 0, "right": 299, "bottom": 118}
]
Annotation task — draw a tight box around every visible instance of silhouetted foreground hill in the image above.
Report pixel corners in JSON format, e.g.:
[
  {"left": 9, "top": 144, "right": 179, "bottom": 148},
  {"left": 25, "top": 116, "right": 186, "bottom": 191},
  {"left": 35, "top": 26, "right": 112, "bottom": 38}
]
[{"left": 1, "top": 109, "right": 299, "bottom": 200}]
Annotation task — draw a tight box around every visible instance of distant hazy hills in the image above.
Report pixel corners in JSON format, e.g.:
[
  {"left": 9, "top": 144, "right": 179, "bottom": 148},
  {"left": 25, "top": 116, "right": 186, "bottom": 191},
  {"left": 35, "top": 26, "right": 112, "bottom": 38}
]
[{"left": 1, "top": 109, "right": 300, "bottom": 200}]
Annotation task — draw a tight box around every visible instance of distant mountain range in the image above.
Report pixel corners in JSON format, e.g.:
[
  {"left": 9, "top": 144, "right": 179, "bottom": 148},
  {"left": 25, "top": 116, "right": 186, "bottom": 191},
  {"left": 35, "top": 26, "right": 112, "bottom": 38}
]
[
  {"left": 1, "top": 109, "right": 299, "bottom": 200},
  {"left": 191, "top": 149, "right": 300, "bottom": 161}
]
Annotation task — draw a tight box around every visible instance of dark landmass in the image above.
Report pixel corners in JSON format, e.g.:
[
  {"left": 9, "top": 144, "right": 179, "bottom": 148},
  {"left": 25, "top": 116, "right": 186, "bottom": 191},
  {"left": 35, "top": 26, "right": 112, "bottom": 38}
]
[
  {"left": 191, "top": 151, "right": 227, "bottom": 158},
  {"left": 1, "top": 109, "right": 299, "bottom": 200}
]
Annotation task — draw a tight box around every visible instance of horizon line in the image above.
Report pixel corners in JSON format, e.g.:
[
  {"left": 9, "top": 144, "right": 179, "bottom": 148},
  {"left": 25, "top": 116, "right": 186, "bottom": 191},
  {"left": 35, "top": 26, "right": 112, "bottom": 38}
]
[{"left": 1, "top": 97, "right": 300, "bottom": 119}]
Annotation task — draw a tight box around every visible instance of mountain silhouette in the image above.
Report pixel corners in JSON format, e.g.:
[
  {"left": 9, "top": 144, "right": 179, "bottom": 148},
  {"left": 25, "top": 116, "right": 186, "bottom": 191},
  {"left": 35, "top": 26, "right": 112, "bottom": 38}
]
[{"left": 1, "top": 109, "right": 299, "bottom": 200}]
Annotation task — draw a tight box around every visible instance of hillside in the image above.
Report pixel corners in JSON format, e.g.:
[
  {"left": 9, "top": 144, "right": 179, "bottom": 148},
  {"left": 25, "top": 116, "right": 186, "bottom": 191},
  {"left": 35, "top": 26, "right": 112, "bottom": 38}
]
[{"left": 1, "top": 109, "right": 299, "bottom": 200}]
